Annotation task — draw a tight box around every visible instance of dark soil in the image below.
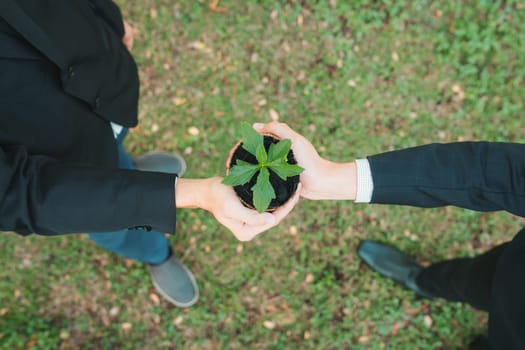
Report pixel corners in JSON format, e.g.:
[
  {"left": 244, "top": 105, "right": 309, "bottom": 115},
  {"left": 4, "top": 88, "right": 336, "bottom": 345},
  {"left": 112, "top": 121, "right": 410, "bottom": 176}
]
[{"left": 228, "top": 136, "right": 300, "bottom": 212}]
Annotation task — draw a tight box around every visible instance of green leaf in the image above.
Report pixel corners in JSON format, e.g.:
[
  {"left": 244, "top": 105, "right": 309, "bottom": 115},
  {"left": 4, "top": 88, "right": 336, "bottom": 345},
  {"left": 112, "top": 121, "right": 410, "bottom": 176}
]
[
  {"left": 240, "top": 122, "right": 263, "bottom": 156},
  {"left": 268, "top": 162, "right": 304, "bottom": 180},
  {"left": 255, "top": 144, "right": 268, "bottom": 164},
  {"left": 222, "top": 162, "right": 259, "bottom": 186},
  {"left": 251, "top": 167, "right": 276, "bottom": 213},
  {"left": 268, "top": 139, "right": 291, "bottom": 162}
]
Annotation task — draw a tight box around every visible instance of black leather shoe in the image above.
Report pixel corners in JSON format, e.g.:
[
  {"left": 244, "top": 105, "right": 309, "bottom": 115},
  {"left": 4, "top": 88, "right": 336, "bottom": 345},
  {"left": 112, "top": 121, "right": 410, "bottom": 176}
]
[{"left": 357, "top": 240, "right": 435, "bottom": 299}]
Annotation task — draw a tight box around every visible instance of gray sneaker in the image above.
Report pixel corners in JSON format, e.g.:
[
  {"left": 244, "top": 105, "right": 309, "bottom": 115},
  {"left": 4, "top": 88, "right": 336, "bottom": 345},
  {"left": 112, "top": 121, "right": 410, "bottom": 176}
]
[
  {"left": 149, "top": 254, "right": 199, "bottom": 307},
  {"left": 134, "top": 151, "right": 187, "bottom": 176},
  {"left": 135, "top": 151, "right": 198, "bottom": 307}
]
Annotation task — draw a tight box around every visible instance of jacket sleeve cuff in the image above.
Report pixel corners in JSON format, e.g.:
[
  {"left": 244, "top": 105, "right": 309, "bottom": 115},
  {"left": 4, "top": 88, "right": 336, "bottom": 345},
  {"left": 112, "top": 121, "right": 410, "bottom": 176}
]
[{"left": 131, "top": 171, "right": 177, "bottom": 234}]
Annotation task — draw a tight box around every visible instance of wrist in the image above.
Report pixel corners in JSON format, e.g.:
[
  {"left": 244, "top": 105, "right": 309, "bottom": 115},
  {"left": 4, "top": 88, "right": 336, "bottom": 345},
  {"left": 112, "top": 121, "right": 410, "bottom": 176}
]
[
  {"left": 318, "top": 160, "right": 357, "bottom": 200},
  {"left": 175, "top": 178, "right": 208, "bottom": 209},
  {"left": 175, "top": 177, "right": 223, "bottom": 211}
]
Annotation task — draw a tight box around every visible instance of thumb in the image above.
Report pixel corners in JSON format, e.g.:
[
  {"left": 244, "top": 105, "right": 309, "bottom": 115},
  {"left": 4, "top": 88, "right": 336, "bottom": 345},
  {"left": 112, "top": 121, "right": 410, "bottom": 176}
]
[{"left": 253, "top": 121, "right": 296, "bottom": 140}]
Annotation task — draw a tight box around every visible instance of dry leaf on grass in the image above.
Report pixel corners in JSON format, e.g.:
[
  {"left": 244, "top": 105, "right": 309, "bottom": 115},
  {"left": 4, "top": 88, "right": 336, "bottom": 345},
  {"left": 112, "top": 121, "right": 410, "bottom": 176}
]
[
  {"left": 263, "top": 320, "right": 276, "bottom": 330},
  {"left": 424, "top": 315, "right": 433, "bottom": 328},
  {"left": 209, "top": 0, "right": 227, "bottom": 13},
  {"left": 172, "top": 97, "right": 187, "bottom": 106},
  {"left": 188, "top": 126, "right": 200, "bottom": 136},
  {"left": 149, "top": 293, "right": 161, "bottom": 305},
  {"left": 188, "top": 41, "right": 212, "bottom": 54},
  {"left": 109, "top": 307, "right": 119, "bottom": 317},
  {"left": 305, "top": 273, "right": 314, "bottom": 283},
  {"left": 304, "top": 331, "right": 311, "bottom": 340},
  {"left": 149, "top": 8, "right": 157, "bottom": 19},
  {"left": 174, "top": 316, "right": 184, "bottom": 326},
  {"left": 269, "top": 109, "right": 279, "bottom": 121}
]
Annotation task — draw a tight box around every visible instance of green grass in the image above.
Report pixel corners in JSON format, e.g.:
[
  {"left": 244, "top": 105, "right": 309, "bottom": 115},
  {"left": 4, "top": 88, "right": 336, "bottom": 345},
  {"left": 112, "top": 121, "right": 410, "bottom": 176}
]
[{"left": 1, "top": 0, "right": 525, "bottom": 349}]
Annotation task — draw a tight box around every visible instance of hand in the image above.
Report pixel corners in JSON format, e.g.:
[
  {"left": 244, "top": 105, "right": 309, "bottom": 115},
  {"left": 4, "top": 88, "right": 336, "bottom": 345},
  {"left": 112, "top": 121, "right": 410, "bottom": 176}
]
[
  {"left": 122, "top": 20, "right": 134, "bottom": 51},
  {"left": 176, "top": 177, "right": 301, "bottom": 241},
  {"left": 253, "top": 122, "right": 357, "bottom": 200}
]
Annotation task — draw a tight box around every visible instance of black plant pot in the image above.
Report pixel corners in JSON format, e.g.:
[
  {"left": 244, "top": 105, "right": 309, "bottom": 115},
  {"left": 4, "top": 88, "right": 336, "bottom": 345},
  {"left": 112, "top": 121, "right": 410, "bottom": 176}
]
[{"left": 227, "top": 135, "right": 300, "bottom": 212}]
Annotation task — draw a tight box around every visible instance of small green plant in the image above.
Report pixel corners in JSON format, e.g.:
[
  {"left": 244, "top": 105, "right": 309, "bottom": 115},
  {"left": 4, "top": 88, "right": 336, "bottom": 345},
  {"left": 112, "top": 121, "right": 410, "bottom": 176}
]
[{"left": 222, "top": 123, "right": 304, "bottom": 213}]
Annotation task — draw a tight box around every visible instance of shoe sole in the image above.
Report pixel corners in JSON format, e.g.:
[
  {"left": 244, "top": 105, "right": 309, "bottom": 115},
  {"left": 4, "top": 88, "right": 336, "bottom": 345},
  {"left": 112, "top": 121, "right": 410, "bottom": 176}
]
[{"left": 150, "top": 264, "right": 199, "bottom": 308}]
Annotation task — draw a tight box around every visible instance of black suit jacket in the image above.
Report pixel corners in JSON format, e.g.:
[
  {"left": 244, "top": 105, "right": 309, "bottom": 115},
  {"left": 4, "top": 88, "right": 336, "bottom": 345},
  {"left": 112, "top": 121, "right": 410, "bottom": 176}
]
[
  {"left": 367, "top": 142, "right": 525, "bottom": 350},
  {"left": 0, "top": 0, "right": 176, "bottom": 235},
  {"left": 0, "top": 0, "right": 138, "bottom": 125}
]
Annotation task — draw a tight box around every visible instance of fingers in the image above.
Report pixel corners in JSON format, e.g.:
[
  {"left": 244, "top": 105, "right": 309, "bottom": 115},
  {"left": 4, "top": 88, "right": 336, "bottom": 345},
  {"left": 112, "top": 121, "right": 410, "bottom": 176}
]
[
  {"left": 225, "top": 185, "right": 301, "bottom": 241},
  {"left": 222, "top": 213, "right": 272, "bottom": 241},
  {"left": 242, "top": 208, "right": 276, "bottom": 227},
  {"left": 272, "top": 183, "right": 301, "bottom": 222},
  {"left": 233, "top": 221, "right": 271, "bottom": 241},
  {"left": 253, "top": 122, "right": 297, "bottom": 140},
  {"left": 122, "top": 20, "right": 134, "bottom": 51},
  {"left": 220, "top": 217, "right": 260, "bottom": 241},
  {"left": 229, "top": 197, "right": 276, "bottom": 227},
  {"left": 227, "top": 188, "right": 276, "bottom": 227}
]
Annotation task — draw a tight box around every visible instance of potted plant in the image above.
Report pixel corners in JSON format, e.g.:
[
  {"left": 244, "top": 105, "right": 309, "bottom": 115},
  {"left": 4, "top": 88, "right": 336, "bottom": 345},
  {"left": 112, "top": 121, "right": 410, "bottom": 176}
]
[{"left": 223, "top": 122, "right": 304, "bottom": 213}]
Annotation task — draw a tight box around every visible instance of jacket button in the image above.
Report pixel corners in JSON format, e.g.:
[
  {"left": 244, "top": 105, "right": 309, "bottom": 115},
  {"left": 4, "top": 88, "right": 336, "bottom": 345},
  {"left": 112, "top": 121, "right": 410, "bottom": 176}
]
[
  {"left": 67, "top": 66, "right": 75, "bottom": 78},
  {"left": 94, "top": 97, "right": 101, "bottom": 108}
]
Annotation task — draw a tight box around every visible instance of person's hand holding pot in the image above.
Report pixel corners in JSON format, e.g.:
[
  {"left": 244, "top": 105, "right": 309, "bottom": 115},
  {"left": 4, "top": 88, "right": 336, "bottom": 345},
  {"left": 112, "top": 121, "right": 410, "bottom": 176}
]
[{"left": 253, "top": 122, "right": 358, "bottom": 201}]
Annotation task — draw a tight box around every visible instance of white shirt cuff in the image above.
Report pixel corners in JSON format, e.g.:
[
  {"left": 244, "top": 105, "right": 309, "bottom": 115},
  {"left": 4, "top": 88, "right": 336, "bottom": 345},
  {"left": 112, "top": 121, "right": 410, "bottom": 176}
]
[
  {"left": 111, "top": 122, "right": 124, "bottom": 139},
  {"left": 355, "top": 158, "right": 374, "bottom": 203}
]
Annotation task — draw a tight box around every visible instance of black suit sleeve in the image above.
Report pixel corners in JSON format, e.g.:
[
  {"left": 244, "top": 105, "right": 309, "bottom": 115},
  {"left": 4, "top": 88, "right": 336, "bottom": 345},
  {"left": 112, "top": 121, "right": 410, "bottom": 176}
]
[
  {"left": 368, "top": 142, "right": 525, "bottom": 218},
  {"left": 0, "top": 145, "right": 176, "bottom": 236}
]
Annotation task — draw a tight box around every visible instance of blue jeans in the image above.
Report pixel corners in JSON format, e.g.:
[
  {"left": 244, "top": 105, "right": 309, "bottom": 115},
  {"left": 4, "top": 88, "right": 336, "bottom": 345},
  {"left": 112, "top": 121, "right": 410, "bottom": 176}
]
[{"left": 88, "top": 129, "right": 170, "bottom": 265}]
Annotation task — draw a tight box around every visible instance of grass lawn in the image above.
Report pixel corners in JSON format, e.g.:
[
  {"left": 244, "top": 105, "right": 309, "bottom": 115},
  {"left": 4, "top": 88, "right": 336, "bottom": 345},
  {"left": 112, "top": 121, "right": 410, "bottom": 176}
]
[{"left": 1, "top": 0, "right": 525, "bottom": 349}]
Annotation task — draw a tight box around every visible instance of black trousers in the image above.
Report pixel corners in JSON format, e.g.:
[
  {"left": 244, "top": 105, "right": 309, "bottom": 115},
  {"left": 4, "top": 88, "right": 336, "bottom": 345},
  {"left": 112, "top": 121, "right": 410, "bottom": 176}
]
[
  {"left": 415, "top": 227, "right": 525, "bottom": 350},
  {"left": 416, "top": 242, "right": 508, "bottom": 311}
]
